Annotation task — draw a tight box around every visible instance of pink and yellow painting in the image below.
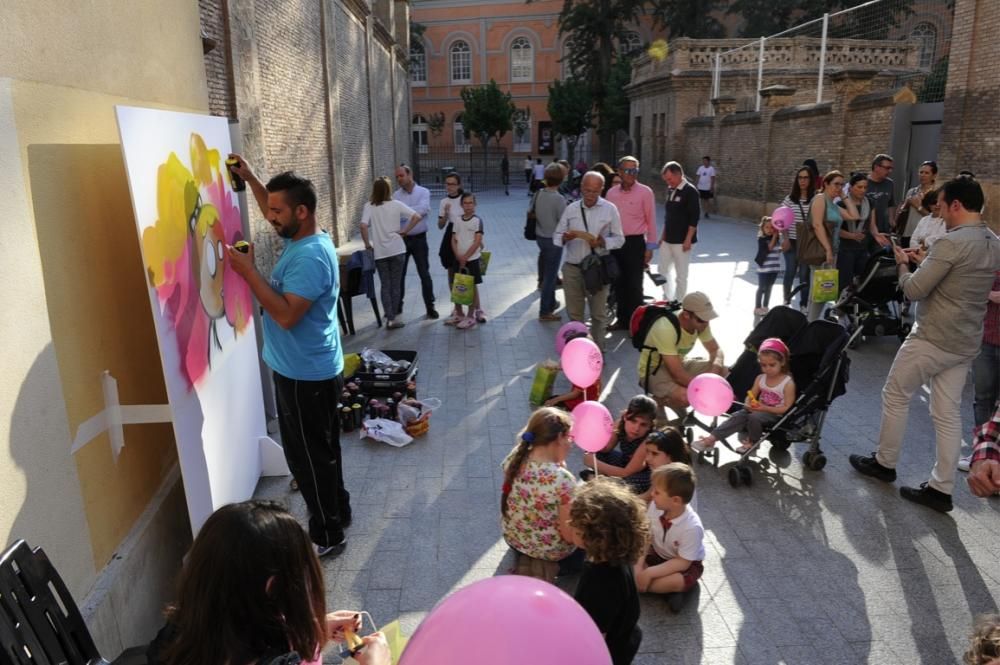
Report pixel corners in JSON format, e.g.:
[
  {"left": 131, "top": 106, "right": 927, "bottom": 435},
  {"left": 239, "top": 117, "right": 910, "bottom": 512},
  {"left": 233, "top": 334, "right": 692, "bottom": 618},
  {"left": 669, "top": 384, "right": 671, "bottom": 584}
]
[
  {"left": 142, "top": 133, "right": 253, "bottom": 390},
  {"left": 116, "top": 106, "right": 283, "bottom": 534}
]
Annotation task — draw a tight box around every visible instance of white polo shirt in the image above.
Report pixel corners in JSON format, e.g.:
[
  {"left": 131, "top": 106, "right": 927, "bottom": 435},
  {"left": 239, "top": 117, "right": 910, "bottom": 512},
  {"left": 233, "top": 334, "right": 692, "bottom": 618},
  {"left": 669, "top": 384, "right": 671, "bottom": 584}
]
[{"left": 647, "top": 502, "right": 705, "bottom": 562}]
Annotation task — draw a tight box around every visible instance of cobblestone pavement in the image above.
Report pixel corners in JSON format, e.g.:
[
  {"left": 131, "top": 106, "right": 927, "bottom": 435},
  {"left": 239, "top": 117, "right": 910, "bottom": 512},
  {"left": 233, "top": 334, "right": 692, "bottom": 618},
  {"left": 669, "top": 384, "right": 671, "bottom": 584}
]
[{"left": 256, "top": 187, "right": 1000, "bottom": 664}]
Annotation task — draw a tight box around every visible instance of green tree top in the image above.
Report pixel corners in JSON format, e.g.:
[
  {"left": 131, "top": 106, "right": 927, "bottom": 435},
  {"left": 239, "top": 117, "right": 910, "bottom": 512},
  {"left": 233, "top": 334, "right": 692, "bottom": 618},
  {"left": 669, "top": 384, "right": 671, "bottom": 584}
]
[{"left": 460, "top": 80, "right": 517, "bottom": 146}]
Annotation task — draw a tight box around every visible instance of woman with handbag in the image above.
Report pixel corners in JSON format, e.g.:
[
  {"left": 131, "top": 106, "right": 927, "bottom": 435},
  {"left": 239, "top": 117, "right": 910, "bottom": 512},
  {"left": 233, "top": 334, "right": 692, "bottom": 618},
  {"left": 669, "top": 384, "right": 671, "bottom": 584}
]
[
  {"left": 802, "top": 171, "right": 846, "bottom": 321},
  {"left": 780, "top": 167, "right": 816, "bottom": 309},
  {"left": 535, "top": 163, "right": 568, "bottom": 321}
]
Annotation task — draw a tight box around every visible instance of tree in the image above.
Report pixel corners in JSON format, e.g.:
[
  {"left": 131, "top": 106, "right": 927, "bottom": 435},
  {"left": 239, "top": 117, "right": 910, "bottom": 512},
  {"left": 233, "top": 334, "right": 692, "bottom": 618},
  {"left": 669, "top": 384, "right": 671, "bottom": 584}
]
[
  {"left": 547, "top": 78, "right": 593, "bottom": 165},
  {"left": 598, "top": 57, "right": 633, "bottom": 150},
  {"left": 460, "top": 79, "right": 517, "bottom": 181},
  {"left": 655, "top": 0, "right": 724, "bottom": 38},
  {"left": 727, "top": 0, "right": 913, "bottom": 39}
]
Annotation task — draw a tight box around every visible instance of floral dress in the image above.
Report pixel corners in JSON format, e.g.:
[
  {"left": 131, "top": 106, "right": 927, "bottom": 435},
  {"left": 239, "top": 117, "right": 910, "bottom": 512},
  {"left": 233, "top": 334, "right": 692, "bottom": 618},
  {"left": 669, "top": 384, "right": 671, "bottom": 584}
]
[{"left": 501, "top": 452, "right": 577, "bottom": 561}]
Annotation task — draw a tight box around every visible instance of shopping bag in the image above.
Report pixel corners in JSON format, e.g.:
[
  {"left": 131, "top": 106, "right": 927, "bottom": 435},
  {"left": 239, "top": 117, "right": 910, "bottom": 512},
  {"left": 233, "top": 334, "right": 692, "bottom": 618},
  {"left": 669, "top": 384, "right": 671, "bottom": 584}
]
[
  {"left": 480, "top": 251, "right": 491, "bottom": 275},
  {"left": 529, "top": 360, "right": 560, "bottom": 407},
  {"left": 451, "top": 269, "right": 475, "bottom": 306},
  {"left": 810, "top": 267, "right": 839, "bottom": 303}
]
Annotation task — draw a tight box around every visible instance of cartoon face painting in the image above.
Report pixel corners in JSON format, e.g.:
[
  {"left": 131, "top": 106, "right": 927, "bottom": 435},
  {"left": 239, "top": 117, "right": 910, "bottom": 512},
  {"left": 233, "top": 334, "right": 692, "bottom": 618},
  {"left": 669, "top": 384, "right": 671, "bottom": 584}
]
[{"left": 142, "top": 133, "right": 253, "bottom": 390}]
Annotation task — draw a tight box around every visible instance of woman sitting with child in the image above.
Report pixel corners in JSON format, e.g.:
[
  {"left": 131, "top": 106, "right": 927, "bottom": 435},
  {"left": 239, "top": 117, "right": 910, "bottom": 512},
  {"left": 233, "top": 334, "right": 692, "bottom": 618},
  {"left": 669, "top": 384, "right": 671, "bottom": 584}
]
[{"left": 500, "top": 407, "right": 578, "bottom": 582}]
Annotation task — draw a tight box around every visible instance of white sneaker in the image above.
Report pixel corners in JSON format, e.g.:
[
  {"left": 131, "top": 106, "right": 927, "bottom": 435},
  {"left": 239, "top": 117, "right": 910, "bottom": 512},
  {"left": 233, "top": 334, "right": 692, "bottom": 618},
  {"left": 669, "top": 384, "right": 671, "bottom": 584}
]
[{"left": 958, "top": 455, "right": 972, "bottom": 473}]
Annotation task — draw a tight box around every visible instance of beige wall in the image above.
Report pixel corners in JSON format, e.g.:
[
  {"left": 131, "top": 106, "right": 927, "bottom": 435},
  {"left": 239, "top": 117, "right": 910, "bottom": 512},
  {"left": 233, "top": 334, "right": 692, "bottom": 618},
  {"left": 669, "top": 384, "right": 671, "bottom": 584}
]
[{"left": 0, "top": 0, "right": 208, "bottom": 601}]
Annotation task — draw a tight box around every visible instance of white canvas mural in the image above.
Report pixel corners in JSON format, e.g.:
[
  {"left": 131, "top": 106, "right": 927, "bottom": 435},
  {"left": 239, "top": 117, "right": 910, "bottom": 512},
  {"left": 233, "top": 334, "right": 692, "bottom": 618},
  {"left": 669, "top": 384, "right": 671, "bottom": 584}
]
[{"left": 115, "top": 106, "right": 286, "bottom": 533}]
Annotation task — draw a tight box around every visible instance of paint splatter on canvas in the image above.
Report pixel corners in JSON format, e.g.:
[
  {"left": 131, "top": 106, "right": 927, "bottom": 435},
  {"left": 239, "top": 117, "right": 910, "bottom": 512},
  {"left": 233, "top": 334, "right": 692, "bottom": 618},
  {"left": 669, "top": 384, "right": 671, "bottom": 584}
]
[{"left": 140, "top": 133, "right": 253, "bottom": 390}]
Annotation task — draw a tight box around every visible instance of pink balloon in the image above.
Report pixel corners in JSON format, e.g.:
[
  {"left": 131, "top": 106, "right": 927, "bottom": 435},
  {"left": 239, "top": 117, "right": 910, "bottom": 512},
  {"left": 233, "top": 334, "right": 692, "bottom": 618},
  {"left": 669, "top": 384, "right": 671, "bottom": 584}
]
[
  {"left": 555, "top": 321, "right": 589, "bottom": 354},
  {"left": 571, "top": 401, "right": 615, "bottom": 453},
  {"left": 400, "top": 576, "right": 612, "bottom": 665},
  {"left": 560, "top": 337, "right": 603, "bottom": 388},
  {"left": 687, "top": 373, "right": 735, "bottom": 417},
  {"left": 771, "top": 206, "right": 795, "bottom": 231}
]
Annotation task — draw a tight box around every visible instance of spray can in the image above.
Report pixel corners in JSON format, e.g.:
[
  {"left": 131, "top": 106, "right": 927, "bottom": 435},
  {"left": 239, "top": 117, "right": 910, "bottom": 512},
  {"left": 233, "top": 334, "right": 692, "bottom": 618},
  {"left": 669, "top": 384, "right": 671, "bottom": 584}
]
[
  {"left": 225, "top": 158, "right": 246, "bottom": 192},
  {"left": 340, "top": 405, "right": 353, "bottom": 433},
  {"left": 351, "top": 403, "right": 363, "bottom": 429},
  {"left": 406, "top": 380, "right": 417, "bottom": 399},
  {"left": 386, "top": 398, "right": 396, "bottom": 421}
]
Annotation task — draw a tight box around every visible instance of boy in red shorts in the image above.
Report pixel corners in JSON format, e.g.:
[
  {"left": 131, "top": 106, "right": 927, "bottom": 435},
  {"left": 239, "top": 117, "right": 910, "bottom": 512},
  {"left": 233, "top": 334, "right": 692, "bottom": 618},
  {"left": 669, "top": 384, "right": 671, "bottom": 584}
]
[{"left": 634, "top": 463, "right": 705, "bottom": 612}]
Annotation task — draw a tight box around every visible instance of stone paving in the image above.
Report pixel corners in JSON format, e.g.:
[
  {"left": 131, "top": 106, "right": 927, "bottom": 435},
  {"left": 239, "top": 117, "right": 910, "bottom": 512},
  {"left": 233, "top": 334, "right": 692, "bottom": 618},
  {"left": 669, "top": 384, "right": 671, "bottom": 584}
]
[{"left": 255, "top": 185, "right": 1000, "bottom": 664}]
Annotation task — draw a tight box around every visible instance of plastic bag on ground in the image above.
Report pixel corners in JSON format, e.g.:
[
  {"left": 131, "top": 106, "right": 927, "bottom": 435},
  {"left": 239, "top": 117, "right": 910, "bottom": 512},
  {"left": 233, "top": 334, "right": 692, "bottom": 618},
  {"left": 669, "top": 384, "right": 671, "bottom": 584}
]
[{"left": 361, "top": 418, "right": 414, "bottom": 447}]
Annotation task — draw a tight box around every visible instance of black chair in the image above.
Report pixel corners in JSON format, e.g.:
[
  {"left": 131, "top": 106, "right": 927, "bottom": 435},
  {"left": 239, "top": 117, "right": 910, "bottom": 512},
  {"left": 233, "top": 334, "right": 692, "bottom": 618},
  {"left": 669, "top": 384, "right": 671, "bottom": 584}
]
[
  {"left": 338, "top": 252, "right": 382, "bottom": 335},
  {"left": 0, "top": 540, "right": 146, "bottom": 665}
]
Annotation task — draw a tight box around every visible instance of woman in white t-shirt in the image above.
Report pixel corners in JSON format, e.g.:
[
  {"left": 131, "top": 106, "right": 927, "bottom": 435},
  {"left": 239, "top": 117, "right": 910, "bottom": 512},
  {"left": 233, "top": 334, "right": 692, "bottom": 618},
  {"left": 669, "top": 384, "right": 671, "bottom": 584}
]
[
  {"left": 360, "top": 177, "right": 421, "bottom": 329},
  {"left": 909, "top": 188, "right": 946, "bottom": 249}
]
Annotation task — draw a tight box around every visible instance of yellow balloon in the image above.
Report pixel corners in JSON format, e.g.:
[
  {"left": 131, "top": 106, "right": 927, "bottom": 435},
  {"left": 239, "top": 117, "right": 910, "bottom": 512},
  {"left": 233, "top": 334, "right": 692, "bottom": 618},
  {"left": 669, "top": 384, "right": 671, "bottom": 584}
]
[{"left": 647, "top": 38, "right": 669, "bottom": 62}]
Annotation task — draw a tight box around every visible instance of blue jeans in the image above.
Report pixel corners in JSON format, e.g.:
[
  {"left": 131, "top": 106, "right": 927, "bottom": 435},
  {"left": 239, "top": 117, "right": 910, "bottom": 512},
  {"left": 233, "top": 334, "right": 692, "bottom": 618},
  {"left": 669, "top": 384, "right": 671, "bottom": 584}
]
[
  {"left": 782, "top": 240, "right": 799, "bottom": 304},
  {"left": 536, "top": 236, "right": 562, "bottom": 315},
  {"left": 972, "top": 341, "right": 1000, "bottom": 428}
]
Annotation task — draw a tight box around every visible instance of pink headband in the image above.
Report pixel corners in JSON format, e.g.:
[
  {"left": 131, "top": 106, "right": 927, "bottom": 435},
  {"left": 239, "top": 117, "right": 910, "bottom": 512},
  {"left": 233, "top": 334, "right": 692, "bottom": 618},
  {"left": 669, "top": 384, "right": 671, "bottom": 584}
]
[{"left": 758, "top": 337, "right": 789, "bottom": 359}]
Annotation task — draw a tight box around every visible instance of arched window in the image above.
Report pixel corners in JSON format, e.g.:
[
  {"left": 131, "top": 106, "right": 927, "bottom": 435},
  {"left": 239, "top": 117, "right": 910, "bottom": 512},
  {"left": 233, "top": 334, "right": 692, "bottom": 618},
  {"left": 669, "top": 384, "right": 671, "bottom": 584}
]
[
  {"left": 450, "top": 40, "right": 472, "bottom": 84},
  {"left": 513, "top": 109, "right": 531, "bottom": 152},
  {"left": 409, "top": 43, "right": 426, "bottom": 84},
  {"left": 412, "top": 114, "right": 428, "bottom": 153},
  {"left": 510, "top": 37, "right": 534, "bottom": 82},
  {"left": 453, "top": 113, "right": 469, "bottom": 153},
  {"left": 911, "top": 22, "right": 937, "bottom": 68},
  {"left": 619, "top": 31, "right": 642, "bottom": 56}
]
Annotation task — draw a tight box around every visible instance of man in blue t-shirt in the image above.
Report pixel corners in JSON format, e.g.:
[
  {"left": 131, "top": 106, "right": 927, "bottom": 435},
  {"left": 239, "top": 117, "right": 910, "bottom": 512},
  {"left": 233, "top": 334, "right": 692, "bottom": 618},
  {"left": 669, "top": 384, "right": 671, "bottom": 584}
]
[{"left": 227, "top": 156, "right": 349, "bottom": 557}]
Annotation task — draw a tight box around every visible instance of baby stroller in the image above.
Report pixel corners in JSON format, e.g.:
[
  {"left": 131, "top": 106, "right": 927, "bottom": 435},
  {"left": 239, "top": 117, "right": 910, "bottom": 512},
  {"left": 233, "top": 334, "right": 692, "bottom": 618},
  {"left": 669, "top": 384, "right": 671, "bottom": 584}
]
[
  {"left": 829, "top": 247, "right": 910, "bottom": 344},
  {"left": 689, "top": 307, "right": 859, "bottom": 487}
]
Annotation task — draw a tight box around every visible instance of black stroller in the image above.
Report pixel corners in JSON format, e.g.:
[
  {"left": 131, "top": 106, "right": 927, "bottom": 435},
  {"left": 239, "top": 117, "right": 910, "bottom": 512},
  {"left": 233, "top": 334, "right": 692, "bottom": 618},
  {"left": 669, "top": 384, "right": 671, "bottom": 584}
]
[
  {"left": 829, "top": 247, "right": 910, "bottom": 344},
  {"left": 689, "top": 306, "right": 858, "bottom": 487}
]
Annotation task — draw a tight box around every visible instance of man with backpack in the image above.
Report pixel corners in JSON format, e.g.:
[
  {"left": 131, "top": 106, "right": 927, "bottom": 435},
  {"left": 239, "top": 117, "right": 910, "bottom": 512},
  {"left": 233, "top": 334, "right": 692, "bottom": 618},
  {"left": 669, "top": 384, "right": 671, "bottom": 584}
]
[{"left": 634, "top": 292, "right": 726, "bottom": 423}]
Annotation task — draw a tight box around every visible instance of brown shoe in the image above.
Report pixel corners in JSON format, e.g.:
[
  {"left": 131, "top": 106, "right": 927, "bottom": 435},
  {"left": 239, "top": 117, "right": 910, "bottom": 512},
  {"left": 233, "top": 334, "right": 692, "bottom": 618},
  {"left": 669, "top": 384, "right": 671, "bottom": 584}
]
[{"left": 539, "top": 313, "right": 562, "bottom": 321}]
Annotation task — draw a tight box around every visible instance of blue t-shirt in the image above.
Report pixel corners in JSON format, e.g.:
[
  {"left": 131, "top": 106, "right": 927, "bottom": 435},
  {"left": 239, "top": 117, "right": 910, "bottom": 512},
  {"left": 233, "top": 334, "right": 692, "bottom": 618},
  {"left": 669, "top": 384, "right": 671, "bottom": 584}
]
[{"left": 262, "top": 234, "right": 344, "bottom": 381}]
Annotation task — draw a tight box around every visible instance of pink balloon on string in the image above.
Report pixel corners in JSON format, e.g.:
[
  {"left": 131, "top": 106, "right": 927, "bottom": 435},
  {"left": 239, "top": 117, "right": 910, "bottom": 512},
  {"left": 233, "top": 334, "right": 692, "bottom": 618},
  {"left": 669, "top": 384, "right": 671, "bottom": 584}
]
[
  {"left": 555, "top": 320, "right": 589, "bottom": 354},
  {"left": 560, "top": 337, "right": 603, "bottom": 388},
  {"left": 771, "top": 206, "right": 795, "bottom": 231},
  {"left": 399, "top": 576, "right": 611, "bottom": 665},
  {"left": 570, "top": 401, "right": 614, "bottom": 453},
  {"left": 687, "top": 373, "right": 735, "bottom": 417}
]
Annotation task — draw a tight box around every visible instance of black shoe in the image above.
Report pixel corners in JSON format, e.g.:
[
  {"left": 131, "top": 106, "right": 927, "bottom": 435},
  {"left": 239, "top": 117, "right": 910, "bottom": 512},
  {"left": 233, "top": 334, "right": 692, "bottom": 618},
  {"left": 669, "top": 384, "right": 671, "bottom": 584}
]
[
  {"left": 315, "top": 536, "right": 347, "bottom": 558},
  {"left": 849, "top": 453, "right": 896, "bottom": 482},
  {"left": 900, "top": 483, "right": 953, "bottom": 513},
  {"left": 340, "top": 513, "right": 353, "bottom": 529},
  {"left": 579, "top": 469, "right": 595, "bottom": 482},
  {"left": 426, "top": 308, "right": 439, "bottom": 320},
  {"left": 666, "top": 592, "right": 686, "bottom": 613}
]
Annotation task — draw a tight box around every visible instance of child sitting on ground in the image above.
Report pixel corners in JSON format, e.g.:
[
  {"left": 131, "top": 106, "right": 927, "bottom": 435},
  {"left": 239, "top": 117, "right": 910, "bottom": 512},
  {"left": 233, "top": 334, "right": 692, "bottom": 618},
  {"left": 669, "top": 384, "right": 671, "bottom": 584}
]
[
  {"left": 635, "top": 463, "right": 705, "bottom": 613},
  {"left": 693, "top": 337, "right": 795, "bottom": 455},
  {"left": 570, "top": 477, "right": 649, "bottom": 665},
  {"left": 580, "top": 395, "right": 657, "bottom": 493},
  {"left": 638, "top": 429, "right": 695, "bottom": 509},
  {"left": 500, "top": 407, "right": 577, "bottom": 583},
  {"left": 545, "top": 332, "right": 602, "bottom": 412}
]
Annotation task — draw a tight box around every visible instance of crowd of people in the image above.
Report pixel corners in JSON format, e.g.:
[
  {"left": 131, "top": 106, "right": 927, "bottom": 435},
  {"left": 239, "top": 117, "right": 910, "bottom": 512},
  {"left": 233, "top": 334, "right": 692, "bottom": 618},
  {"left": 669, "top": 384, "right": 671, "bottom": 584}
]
[{"left": 176, "top": 152, "right": 1000, "bottom": 664}]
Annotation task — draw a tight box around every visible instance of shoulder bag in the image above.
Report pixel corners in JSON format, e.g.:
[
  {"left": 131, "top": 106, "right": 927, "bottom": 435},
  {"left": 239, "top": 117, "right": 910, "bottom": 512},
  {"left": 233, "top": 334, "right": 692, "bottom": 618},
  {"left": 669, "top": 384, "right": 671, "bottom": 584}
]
[
  {"left": 796, "top": 197, "right": 835, "bottom": 266},
  {"left": 524, "top": 191, "right": 539, "bottom": 240},
  {"left": 578, "top": 205, "right": 619, "bottom": 294}
]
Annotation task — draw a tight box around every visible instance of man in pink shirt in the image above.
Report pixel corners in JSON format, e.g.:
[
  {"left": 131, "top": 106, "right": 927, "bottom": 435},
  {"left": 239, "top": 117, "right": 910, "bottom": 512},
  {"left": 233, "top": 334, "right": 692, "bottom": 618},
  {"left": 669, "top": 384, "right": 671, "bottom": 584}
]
[{"left": 605, "top": 156, "right": 658, "bottom": 329}]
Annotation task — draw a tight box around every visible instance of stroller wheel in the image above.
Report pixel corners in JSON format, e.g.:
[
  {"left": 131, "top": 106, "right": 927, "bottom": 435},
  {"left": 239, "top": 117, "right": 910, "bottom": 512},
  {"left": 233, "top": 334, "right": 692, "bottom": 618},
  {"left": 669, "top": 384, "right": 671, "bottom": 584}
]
[
  {"left": 806, "top": 452, "right": 827, "bottom": 471},
  {"left": 739, "top": 466, "right": 753, "bottom": 486},
  {"left": 758, "top": 457, "right": 770, "bottom": 470},
  {"left": 768, "top": 431, "right": 791, "bottom": 451},
  {"left": 728, "top": 467, "right": 741, "bottom": 488}
]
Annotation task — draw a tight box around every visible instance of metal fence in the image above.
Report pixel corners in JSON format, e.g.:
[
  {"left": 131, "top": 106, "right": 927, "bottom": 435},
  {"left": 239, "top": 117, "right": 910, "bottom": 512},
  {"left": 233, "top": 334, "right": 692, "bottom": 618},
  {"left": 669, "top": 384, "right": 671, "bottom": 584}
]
[
  {"left": 713, "top": 0, "right": 953, "bottom": 113},
  {"left": 409, "top": 143, "right": 516, "bottom": 196}
]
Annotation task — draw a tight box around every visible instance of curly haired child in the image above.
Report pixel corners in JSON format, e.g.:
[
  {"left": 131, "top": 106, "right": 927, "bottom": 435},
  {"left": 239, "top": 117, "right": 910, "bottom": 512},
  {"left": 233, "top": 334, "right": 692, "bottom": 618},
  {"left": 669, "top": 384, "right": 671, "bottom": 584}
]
[
  {"left": 580, "top": 395, "right": 657, "bottom": 493},
  {"left": 570, "top": 477, "right": 649, "bottom": 665},
  {"left": 635, "top": 463, "right": 705, "bottom": 613},
  {"left": 965, "top": 614, "right": 1000, "bottom": 665},
  {"left": 500, "top": 407, "right": 577, "bottom": 582}
]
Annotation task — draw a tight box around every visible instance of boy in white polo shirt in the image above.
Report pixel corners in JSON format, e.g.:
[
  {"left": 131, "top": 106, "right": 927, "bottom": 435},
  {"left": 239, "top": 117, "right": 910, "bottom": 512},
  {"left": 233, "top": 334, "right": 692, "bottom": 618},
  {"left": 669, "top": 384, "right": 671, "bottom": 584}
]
[{"left": 635, "top": 463, "right": 705, "bottom": 612}]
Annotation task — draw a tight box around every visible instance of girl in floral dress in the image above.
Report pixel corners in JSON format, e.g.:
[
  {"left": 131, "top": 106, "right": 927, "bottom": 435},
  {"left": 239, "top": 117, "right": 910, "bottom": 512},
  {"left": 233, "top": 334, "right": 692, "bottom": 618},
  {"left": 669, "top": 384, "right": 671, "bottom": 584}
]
[{"left": 501, "top": 407, "right": 578, "bottom": 582}]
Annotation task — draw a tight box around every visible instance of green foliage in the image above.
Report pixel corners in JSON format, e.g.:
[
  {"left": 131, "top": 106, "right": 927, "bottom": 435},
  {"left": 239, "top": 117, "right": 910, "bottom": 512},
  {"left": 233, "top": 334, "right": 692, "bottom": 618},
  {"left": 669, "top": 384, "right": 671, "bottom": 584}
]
[
  {"left": 917, "top": 55, "right": 949, "bottom": 103},
  {"left": 727, "top": 0, "right": 914, "bottom": 38},
  {"left": 599, "top": 56, "right": 633, "bottom": 138},
  {"left": 654, "top": 0, "right": 724, "bottom": 38},
  {"left": 460, "top": 80, "right": 517, "bottom": 146},
  {"left": 547, "top": 78, "right": 593, "bottom": 141}
]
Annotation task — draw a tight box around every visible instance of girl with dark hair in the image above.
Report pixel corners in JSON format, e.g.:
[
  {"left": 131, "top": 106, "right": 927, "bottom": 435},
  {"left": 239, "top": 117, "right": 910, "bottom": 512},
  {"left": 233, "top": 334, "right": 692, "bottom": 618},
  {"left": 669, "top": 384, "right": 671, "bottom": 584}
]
[
  {"left": 580, "top": 395, "right": 658, "bottom": 493},
  {"left": 361, "top": 176, "right": 422, "bottom": 329},
  {"left": 150, "top": 501, "right": 389, "bottom": 665},
  {"left": 780, "top": 167, "right": 818, "bottom": 308},
  {"left": 501, "top": 407, "right": 577, "bottom": 582},
  {"left": 804, "top": 170, "right": 846, "bottom": 321}
]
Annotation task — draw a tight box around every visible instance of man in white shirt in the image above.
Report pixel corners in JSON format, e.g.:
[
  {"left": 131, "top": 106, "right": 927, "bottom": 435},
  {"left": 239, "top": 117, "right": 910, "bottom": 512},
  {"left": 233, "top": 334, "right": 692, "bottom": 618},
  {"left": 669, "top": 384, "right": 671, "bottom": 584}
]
[
  {"left": 393, "top": 165, "right": 437, "bottom": 319},
  {"left": 553, "top": 171, "right": 625, "bottom": 351},
  {"left": 695, "top": 156, "right": 717, "bottom": 218}
]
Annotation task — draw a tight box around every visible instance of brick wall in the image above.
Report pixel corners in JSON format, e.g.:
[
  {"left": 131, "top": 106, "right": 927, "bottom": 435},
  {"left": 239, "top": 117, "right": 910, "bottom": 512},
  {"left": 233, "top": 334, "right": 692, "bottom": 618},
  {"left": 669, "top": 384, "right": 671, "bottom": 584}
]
[
  {"left": 198, "top": 0, "right": 235, "bottom": 117},
  {"left": 198, "top": 0, "right": 410, "bottom": 257}
]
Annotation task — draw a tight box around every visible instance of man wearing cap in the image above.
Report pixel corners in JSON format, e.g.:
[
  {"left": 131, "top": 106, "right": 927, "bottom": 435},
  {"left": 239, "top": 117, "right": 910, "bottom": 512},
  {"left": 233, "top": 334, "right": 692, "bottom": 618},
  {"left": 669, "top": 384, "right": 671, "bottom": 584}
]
[{"left": 638, "top": 292, "right": 726, "bottom": 423}]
